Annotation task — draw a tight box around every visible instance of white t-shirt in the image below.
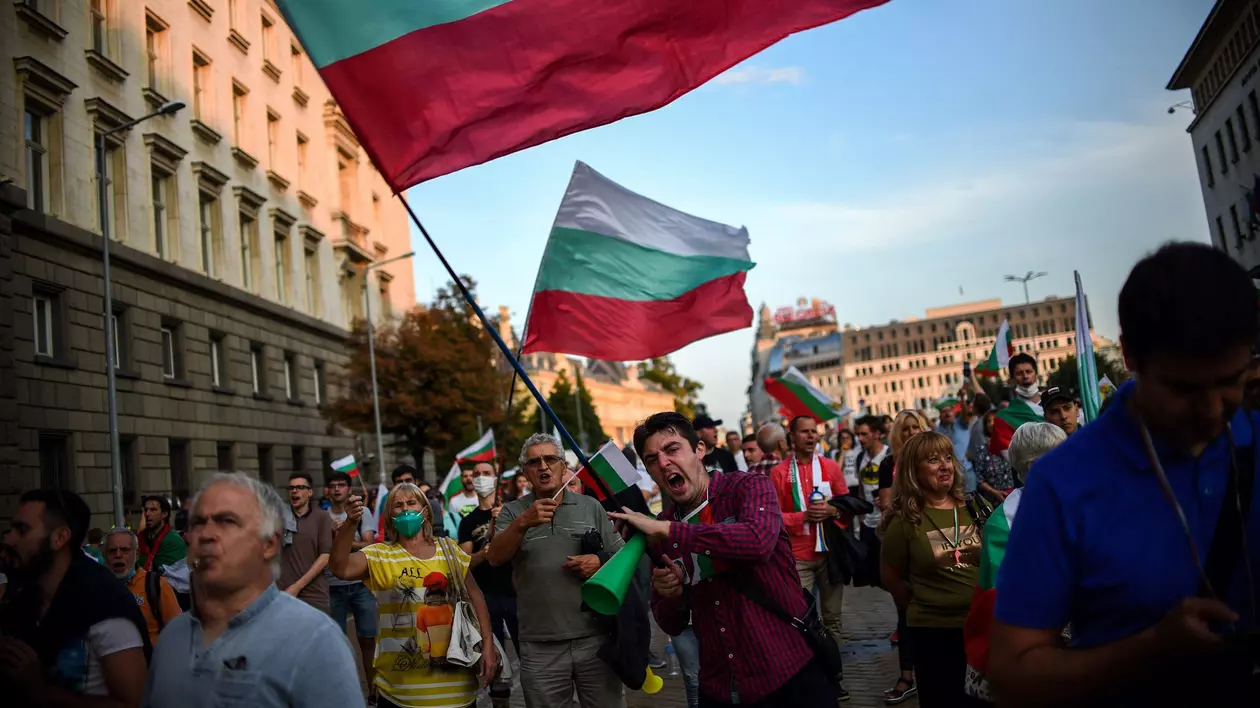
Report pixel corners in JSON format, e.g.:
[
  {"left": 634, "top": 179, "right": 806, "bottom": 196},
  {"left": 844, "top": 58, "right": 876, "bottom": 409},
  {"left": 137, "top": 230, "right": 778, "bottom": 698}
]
[
  {"left": 72, "top": 617, "right": 145, "bottom": 696},
  {"left": 447, "top": 492, "right": 478, "bottom": 523},
  {"left": 636, "top": 464, "right": 662, "bottom": 514},
  {"left": 733, "top": 451, "right": 748, "bottom": 471}
]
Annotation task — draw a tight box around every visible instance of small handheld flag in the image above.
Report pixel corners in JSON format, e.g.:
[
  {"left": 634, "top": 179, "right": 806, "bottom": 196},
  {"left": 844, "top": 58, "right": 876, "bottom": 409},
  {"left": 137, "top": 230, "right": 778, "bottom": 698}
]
[{"left": 331, "top": 454, "right": 359, "bottom": 477}]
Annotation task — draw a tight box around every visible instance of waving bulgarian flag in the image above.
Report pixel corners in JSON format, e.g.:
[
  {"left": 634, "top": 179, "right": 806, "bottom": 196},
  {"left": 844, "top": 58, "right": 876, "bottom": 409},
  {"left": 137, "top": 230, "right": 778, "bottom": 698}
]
[
  {"left": 765, "top": 366, "right": 850, "bottom": 422},
  {"left": 275, "top": 0, "right": 889, "bottom": 190},
  {"left": 988, "top": 399, "right": 1044, "bottom": 457},
  {"left": 975, "top": 319, "right": 1012, "bottom": 377},
  {"left": 456, "top": 430, "right": 496, "bottom": 464}
]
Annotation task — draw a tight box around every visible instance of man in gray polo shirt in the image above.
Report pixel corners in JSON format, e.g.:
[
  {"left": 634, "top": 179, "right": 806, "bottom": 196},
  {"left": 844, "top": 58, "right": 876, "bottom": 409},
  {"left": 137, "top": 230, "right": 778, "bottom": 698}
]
[
  {"left": 489, "top": 433, "right": 626, "bottom": 708},
  {"left": 143, "top": 472, "right": 361, "bottom": 708}
]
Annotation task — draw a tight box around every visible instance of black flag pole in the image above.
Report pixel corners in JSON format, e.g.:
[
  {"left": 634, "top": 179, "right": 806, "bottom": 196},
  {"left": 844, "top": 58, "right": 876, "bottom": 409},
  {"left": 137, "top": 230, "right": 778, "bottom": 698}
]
[{"left": 395, "top": 194, "right": 626, "bottom": 511}]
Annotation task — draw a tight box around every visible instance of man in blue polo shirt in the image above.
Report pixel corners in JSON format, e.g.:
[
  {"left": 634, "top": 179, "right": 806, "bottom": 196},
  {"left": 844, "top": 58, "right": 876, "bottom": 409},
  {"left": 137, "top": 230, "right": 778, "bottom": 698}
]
[{"left": 989, "top": 242, "right": 1260, "bottom": 706}]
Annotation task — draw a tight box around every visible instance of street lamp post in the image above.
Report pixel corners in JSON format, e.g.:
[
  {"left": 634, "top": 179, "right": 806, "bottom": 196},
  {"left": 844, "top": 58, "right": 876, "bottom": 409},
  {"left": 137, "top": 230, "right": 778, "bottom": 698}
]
[
  {"left": 363, "top": 251, "right": 415, "bottom": 488},
  {"left": 100, "top": 101, "right": 185, "bottom": 528},
  {"left": 1003, "top": 271, "right": 1047, "bottom": 305}
]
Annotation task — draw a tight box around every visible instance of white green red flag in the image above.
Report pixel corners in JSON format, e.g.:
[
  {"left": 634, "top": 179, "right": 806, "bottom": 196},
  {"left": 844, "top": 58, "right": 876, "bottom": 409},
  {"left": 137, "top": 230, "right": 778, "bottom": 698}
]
[
  {"left": 578, "top": 440, "right": 640, "bottom": 500},
  {"left": 935, "top": 395, "right": 961, "bottom": 411},
  {"left": 975, "top": 319, "right": 1012, "bottom": 377},
  {"left": 274, "top": 1, "right": 888, "bottom": 191},
  {"left": 331, "top": 454, "right": 359, "bottom": 477},
  {"left": 522, "top": 162, "right": 755, "bottom": 360},
  {"left": 374, "top": 482, "right": 390, "bottom": 539},
  {"left": 765, "top": 366, "right": 849, "bottom": 422},
  {"left": 456, "top": 430, "right": 496, "bottom": 464},
  {"left": 440, "top": 461, "right": 464, "bottom": 500},
  {"left": 988, "top": 399, "right": 1044, "bottom": 456},
  {"left": 1074, "top": 271, "right": 1101, "bottom": 425}
]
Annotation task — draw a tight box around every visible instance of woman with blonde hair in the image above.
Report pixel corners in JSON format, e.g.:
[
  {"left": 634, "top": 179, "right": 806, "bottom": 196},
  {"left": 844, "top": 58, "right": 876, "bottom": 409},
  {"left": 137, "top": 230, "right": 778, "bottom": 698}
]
[
  {"left": 881, "top": 432, "right": 980, "bottom": 707},
  {"left": 331, "top": 483, "right": 497, "bottom": 708},
  {"left": 876, "top": 409, "right": 931, "bottom": 705}
]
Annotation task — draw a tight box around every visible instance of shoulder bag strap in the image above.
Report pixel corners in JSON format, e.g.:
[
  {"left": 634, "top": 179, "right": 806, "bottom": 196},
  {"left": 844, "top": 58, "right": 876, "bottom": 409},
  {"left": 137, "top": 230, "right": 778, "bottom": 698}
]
[
  {"left": 1201, "top": 442, "right": 1256, "bottom": 600},
  {"left": 439, "top": 537, "right": 469, "bottom": 603},
  {"left": 727, "top": 573, "right": 807, "bottom": 631},
  {"left": 145, "top": 571, "right": 165, "bottom": 631}
]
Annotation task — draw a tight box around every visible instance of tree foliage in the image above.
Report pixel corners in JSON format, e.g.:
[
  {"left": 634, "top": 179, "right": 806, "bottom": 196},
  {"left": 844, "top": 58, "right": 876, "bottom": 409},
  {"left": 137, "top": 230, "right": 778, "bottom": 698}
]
[
  {"left": 637, "top": 357, "right": 704, "bottom": 420},
  {"left": 323, "top": 276, "right": 519, "bottom": 480},
  {"left": 1045, "top": 352, "right": 1130, "bottom": 394},
  {"left": 523, "top": 369, "right": 608, "bottom": 453}
]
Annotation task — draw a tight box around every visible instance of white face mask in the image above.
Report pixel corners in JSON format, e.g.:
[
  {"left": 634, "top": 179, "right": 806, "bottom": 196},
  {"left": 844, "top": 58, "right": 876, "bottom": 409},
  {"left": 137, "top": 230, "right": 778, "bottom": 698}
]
[
  {"left": 472, "top": 476, "right": 497, "bottom": 498},
  {"left": 1016, "top": 384, "right": 1040, "bottom": 399}
]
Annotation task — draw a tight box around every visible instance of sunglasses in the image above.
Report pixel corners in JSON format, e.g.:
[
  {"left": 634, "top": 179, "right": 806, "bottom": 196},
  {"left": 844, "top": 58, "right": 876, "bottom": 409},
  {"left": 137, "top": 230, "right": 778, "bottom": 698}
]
[{"left": 522, "top": 454, "right": 564, "bottom": 471}]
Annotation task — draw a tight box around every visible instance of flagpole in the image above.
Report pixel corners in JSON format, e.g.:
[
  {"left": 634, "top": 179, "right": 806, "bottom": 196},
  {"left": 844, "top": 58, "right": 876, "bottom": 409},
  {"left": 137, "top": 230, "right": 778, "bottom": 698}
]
[{"left": 395, "top": 194, "right": 621, "bottom": 508}]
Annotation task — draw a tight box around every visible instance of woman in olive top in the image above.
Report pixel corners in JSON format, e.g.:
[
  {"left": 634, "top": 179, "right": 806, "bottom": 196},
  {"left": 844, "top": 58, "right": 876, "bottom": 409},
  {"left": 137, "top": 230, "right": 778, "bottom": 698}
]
[{"left": 881, "top": 431, "right": 981, "bottom": 707}]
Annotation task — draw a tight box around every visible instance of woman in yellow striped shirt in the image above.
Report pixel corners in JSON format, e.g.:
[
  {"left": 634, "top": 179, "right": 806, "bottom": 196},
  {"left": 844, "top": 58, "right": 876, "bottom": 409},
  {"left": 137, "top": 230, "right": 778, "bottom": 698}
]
[{"left": 331, "top": 482, "right": 497, "bottom": 708}]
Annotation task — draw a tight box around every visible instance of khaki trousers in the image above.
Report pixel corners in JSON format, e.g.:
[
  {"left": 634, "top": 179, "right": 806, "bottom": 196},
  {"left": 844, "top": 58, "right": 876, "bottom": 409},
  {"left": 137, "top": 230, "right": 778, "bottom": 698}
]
[{"left": 796, "top": 557, "right": 844, "bottom": 640}]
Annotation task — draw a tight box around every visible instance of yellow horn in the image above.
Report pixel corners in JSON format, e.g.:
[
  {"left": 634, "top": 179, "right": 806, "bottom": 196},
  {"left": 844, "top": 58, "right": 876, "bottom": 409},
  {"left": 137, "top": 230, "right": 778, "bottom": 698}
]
[{"left": 641, "top": 667, "right": 663, "bottom": 694}]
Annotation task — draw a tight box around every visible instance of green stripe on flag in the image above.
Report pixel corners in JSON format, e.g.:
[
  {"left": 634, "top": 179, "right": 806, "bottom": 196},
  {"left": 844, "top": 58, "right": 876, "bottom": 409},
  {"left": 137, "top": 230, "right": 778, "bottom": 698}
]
[
  {"left": 535, "top": 227, "right": 753, "bottom": 302},
  {"left": 277, "top": 0, "right": 511, "bottom": 68},
  {"left": 589, "top": 441, "right": 637, "bottom": 494}
]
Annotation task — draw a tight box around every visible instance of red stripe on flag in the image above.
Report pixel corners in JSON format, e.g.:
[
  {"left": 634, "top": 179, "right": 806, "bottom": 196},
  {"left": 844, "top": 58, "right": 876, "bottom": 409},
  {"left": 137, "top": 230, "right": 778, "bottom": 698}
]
[
  {"left": 577, "top": 468, "right": 607, "bottom": 501},
  {"left": 763, "top": 376, "right": 816, "bottom": 421},
  {"left": 988, "top": 416, "right": 1016, "bottom": 455},
  {"left": 459, "top": 450, "right": 497, "bottom": 463},
  {"left": 318, "top": 0, "right": 889, "bottom": 191},
  {"left": 522, "top": 273, "right": 753, "bottom": 360}
]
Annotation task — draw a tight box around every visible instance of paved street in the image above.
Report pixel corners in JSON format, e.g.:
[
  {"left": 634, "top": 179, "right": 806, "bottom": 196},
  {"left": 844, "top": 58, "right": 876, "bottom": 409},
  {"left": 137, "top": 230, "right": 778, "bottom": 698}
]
[{"left": 476, "top": 586, "right": 915, "bottom": 708}]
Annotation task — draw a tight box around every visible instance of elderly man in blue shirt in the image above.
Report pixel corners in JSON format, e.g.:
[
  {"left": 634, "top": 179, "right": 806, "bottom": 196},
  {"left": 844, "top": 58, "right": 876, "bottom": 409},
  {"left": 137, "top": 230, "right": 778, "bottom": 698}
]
[{"left": 936, "top": 400, "right": 975, "bottom": 493}]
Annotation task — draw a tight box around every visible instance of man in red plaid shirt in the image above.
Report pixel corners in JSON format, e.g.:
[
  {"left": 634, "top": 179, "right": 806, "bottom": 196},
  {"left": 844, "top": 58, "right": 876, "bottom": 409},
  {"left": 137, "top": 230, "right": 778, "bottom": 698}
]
[{"left": 611, "top": 412, "right": 843, "bottom": 707}]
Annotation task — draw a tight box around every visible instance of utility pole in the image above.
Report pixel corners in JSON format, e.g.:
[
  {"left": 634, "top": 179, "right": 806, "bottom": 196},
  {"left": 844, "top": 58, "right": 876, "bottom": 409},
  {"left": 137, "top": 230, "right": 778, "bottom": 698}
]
[
  {"left": 574, "top": 369, "right": 588, "bottom": 452},
  {"left": 476, "top": 415, "right": 483, "bottom": 437},
  {"left": 1003, "top": 271, "right": 1048, "bottom": 305}
]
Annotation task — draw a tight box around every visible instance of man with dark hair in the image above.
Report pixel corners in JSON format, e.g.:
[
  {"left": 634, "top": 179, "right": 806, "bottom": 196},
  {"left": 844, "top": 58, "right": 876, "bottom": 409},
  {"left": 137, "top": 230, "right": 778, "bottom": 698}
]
[
  {"left": 770, "top": 416, "right": 848, "bottom": 689},
  {"left": 279, "top": 471, "right": 333, "bottom": 613},
  {"left": 0, "top": 489, "right": 150, "bottom": 704},
  {"left": 323, "top": 470, "right": 377, "bottom": 684},
  {"left": 740, "top": 433, "right": 763, "bottom": 467},
  {"left": 991, "top": 243, "right": 1260, "bottom": 705},
  {"left": 1008, "top": 353, "right": 1041, "bottom": 409},
  {"left": 391, "top": 464, "right": 418, "bottom": 485},
  {"left": 1042, "top": 387, "right": 1080, "bottom": 436},
  {"left": 614, "top": 412, "right": 841, "bottom": 707},
  {"left": 137, "top": 494, "right": 187, "bottom": 572},
  {"left": 693, "top": 414, "right": 739, "bottom": 474}
]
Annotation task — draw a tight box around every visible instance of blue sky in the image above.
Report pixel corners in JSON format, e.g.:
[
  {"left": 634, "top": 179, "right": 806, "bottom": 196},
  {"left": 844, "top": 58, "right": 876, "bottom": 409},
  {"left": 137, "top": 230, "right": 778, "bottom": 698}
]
[{"left": 404, "top": 0, "right": 1214, "bottom": 427}]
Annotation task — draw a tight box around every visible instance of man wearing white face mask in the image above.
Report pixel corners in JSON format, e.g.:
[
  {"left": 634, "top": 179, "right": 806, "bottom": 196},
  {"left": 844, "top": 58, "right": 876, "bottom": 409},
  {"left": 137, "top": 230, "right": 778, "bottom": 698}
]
[{"left": 458, "top": 462, "right": 518, "bottom": 708}]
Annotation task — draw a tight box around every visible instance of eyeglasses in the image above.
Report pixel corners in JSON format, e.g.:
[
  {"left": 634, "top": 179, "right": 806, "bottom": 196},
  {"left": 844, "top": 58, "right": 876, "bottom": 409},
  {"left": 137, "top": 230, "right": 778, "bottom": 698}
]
[
  {"left": 286, "top": 485, "right": 311, "bottom": 492},
  {"left": 522, "top": 455, "right": 563, "bottom": 471}
]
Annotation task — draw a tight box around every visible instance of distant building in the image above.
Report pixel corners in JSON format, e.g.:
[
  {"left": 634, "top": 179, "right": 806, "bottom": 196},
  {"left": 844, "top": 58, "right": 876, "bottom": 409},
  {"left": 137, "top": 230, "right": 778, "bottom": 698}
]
[
  {"left": 495, "top": 307, "right": 675, "bottom": 449},
  {"left": 1168, "top": 0, "right": 1260, "bottom": 271},
  {"left": 844, "top": 298, "right": 1109, "bottom": 417},
  {"left": 748, "top": 298, "right": 843, "bottom": 426},
  {"left": 2, "top": 0, "right": 415, "bottom": 527}
]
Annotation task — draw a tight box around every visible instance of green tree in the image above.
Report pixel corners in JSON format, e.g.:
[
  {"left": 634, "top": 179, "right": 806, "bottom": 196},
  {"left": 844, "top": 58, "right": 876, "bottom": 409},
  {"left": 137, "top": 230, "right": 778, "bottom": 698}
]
[
  {"left": 323, "top": 276, "right": 517, "bottom": 479},
  {"left": 1045, "top": 352, "right": 1129, "bottom": 394},
  {"left": 523, "top": 369, "right": 608, "bottom": 453},
  {"left": 637, "top": 357, "right": 704, "bottom": 419}
]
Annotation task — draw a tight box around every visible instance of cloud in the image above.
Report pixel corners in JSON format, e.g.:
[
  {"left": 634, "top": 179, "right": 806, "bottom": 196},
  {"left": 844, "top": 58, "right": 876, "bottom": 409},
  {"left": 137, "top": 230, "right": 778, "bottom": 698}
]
[
  {"left": 714, "top": 66, "right": 806, "bottom": 86},
  {"left": 749, "top": 120, "right": 1197, "bottom": 255}
]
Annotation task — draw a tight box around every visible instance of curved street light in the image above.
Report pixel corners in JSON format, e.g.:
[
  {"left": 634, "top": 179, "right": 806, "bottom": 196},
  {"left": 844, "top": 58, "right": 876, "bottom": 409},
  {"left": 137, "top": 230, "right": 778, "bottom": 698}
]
[{"left": 1004, "top": 271, "right": 1047, "bottom": 305}]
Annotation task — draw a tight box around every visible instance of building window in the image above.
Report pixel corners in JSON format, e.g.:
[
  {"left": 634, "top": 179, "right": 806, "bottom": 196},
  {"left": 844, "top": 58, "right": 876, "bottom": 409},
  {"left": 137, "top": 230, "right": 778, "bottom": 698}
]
[
  {"left": 144, "top": 13, "right": 169, "bottom": 94},
  {"left": 321, "top": 448, "right": 333, "bottom": 474},
  {"left": 120, "top": 436, "right": 139, "bottom": 508},
  {"left": 193, "top": 51, "right": 211, "bottom": 121},
  {"left": 1250, "top": 90, "right": 1260, "bottom": 141},
  {"left": 1216, "top": 131, "right": 1230, "bottom": 175},
  {"left": 304, "top": 245, "right": 319, "bottom": 315},
  {"left": 150, "top": 171, "right": 173, "bottom": 258},
  {"left": 284, "top": 352, "right": 298, "bottom": 400},
  {"left": 210, "top": 332, "right": 227, "bottom": 387},
  {"left": 109, "top": 306, "right": 131, "bottom": 370},
  {"left": 338, "top": 152, "right": 356, "bottom": 213},
  {"left": 232, "top": 82, "right": 247, "bottom": 147},
  {"left": 275, "top": 231, "right": 289, "bottom": 304},
  {"left": 291, "top": 43, "right": 304, "bottom": 87},
  {"left": 295, "top": 132, "right": 308, "bottom": 191},
  {"left": 1227, "top": 118, "right": 1241, "bottom": 162},
  {"left": 24, "top": 109, "right": 48, "bottom": 211},
  {"left": 217, "top": 442, "right": 235, "bottom": 471},
  {"left": 199, "top": 194, "right": 219, "bottom": 276},
  {"left": 313, "top": 359, "right": 326, "bottom": 405},
  {"left": 258, "top": 444, "right": 274, "bottom": 485},
  {"left": 169, "top": 439, "right": 190, "bottom": 502},
  {"left": 160, "top": 324, "right": 181, "bottom": 379},
  {"left": 33, "top": 291, "right": 59, "bottom": 357},
  {"left": 91, "top": 0, "right": 107, "bottom": 55},
  {"left": 1232, "top": 204, "right": 1244, "bottom": 245},
  {"left": 239, "top": 210, "right": 257, "bottom": 292},
  {"left": 267, "top": 110, "right": 280, "bottom": 169},
  {"left": 292, "top": 446, "right": 305, "bottom": 475},
  {"left": 1217, "top": 216, "right": 1228, "bottom": 250},
  {"left": 260, "top": 13, "right": 274, "bottom": 64},
  {"left": 39, "top": 432, "right": 72, "bottom": 490},
  {"left": 250, "top": 343, "right": 265, "bottom": 395},
  {"left": 1238, "top": 105, "right": 1253, "bottom": 152}
]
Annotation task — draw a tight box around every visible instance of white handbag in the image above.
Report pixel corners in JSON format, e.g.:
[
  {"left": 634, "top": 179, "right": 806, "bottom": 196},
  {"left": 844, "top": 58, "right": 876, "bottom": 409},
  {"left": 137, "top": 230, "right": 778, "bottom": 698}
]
[{"left": 438, "top": 537, "right": 483, "bottom": 668}]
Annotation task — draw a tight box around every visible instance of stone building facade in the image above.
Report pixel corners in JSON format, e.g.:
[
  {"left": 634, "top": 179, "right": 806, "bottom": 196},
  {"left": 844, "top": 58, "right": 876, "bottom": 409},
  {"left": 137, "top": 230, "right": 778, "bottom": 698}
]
[{"left": 2, "top": 0, "right": 416, "bottom": 527}]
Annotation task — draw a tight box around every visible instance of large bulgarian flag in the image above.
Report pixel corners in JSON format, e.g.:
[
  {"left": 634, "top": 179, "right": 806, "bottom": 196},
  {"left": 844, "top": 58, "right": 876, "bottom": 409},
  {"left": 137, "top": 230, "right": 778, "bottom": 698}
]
[
  {"left": 522, "top": 162, "right": 755, "bottom": 360},
  {"left": 975, "top": 319, "right": 1013, "bottom": 377},
  {"left": 275, "top": 1, "right": 889, "bottom": 191},
  {"left": 988, "top": 399, "right": 1044, "bottom": 456},
  {"left": 455, "top": 430, "right": 496, "bottom": 464},
  {"left": 764, "top": 366, "right": 849, "bottom": 422}
]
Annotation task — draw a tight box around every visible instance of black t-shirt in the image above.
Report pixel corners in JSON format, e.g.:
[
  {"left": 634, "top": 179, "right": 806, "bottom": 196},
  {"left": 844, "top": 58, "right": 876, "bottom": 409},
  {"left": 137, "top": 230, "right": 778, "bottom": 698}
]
[
  {"left": 703, "top": 447, "right": 739, "bottom": 474},
  {"left": 878, "top": 455, "right": 895, "bottom": 491},
  {"left": 457, "top": 507, "right": 515, "bottom": 597}
]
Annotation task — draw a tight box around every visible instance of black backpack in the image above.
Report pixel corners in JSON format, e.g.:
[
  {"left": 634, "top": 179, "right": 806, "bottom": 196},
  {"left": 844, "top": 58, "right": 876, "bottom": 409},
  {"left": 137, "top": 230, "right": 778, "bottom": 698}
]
[{"left": 144, "top": 568, "right": 166, "bottom": 631}]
